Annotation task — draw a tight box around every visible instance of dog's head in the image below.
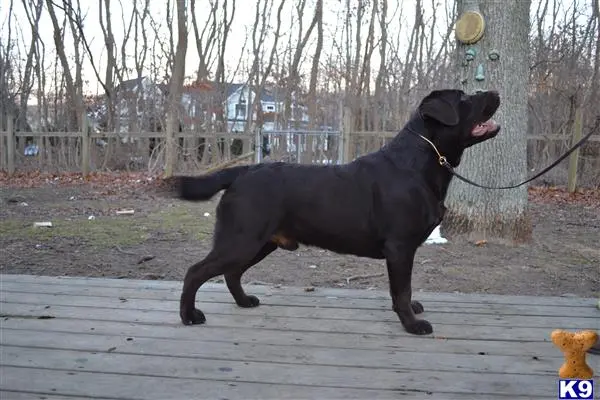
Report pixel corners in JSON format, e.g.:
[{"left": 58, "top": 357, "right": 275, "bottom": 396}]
[{"left": 417, "top": 89, "right": 501, "bottom": 166}]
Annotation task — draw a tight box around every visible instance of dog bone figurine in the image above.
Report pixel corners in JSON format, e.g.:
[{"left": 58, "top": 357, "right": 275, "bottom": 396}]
[{"left": 551, "top": 329, "right": 598, "bottom": 379}]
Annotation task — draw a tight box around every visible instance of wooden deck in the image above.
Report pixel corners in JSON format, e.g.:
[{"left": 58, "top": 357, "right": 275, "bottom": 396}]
[{"left": 0, "top": 274, "right": 598, "bottom": 399}]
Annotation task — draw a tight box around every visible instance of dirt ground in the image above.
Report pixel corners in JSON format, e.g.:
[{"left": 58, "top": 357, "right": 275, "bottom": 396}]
[{"left": 1, "top": 181, "right": 598, "bottom": 297}]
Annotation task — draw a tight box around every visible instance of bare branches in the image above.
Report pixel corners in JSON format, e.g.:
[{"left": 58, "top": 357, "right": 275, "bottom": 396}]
[
  {"left": 215, "top": 0, "right": 236, "bottom": 85},
  {"left": 307, "top": 0, "right": 323, "bottom": 130},
  {"left": 45, "top": 0, "right": 83, "bottom": 129},
  {"left": 283, "top": 0, "right": 321, "bottom": 127},
  {"left": 190, "top": 0, "right": 219, "bottom": 81},
  {"left": 247, "top": 0, "right": 286, "bottom": 132},
  {"left": 17, "top": 0, "right": 43, "bottom": 130}
]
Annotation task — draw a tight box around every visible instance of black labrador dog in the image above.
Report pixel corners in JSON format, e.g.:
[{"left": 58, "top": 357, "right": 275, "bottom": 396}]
[{"left": 170, "top": 89, "right": 501, "bottom": 335}]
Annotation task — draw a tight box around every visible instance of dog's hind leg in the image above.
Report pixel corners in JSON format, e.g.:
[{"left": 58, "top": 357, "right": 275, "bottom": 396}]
[
  {"left": 225, "top": 242, "right": 277, "bottom": 308},
  {"left": 180, "top": 240, "right": 265, "bottom": 325},
  {"left": 384, "top": 242, "right": 433, "bottom": 335}
]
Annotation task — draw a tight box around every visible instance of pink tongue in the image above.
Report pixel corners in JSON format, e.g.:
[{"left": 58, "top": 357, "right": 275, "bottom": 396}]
[{"left": 472, "top": 123, "right": 488, "bottom": 136}]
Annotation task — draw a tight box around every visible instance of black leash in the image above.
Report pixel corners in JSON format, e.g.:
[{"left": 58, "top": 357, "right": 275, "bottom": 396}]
[{"left": 417, "top": 116, "right": 600, "bottom": 190}]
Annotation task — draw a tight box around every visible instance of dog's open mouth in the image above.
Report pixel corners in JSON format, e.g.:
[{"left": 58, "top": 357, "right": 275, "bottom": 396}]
[{"left": 472, "top": 119, "right": 499, "bottom": 137}]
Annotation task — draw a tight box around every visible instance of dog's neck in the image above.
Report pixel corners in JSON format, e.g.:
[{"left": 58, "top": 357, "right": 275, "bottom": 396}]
[
  {"left": 384, "top": 114, "right": 461, "bottom": 200},
  {"left": 404, "top": 112, "right": 464, "bottom": 165}
]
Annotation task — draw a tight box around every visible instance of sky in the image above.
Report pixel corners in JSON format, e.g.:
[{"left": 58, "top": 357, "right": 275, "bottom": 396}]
[
  {"left": 0, "top": 0, "right": 590, "bottom": 97},
  {"left": 0, "top": 0, "right": 439, "bottom": 96}
]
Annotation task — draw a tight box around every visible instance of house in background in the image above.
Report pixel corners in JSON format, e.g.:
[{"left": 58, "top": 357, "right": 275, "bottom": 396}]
[
  {"left": 180, "top": 82, "right": 222, "bottom": 132},
  {"left": 92, "top": 77, "right": 311, "bottom": 134},
  {"left": 225, "top": 83, "right": 309, "bottom": 132},
  {"left": 177, "top": 81, "right": 310, "bottom": 133},
  {"left": 112, "top": 76, "right": 166, "bottom": 134}
]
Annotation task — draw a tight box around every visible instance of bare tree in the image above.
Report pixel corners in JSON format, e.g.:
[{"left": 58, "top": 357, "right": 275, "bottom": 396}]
[
  {"left": 17, "top": 0, "right": 43, "bottom": 131},
  {"left": 373, "top": 0, "right": 388, "bottom": 131},
  {"left": 190, "top": 0, "right": 219, "bottom": 82},
  {"left": 246, "top": 0, "right": 286, "bottom": 133},
  {"left": 0, "top": 0, "right": 16, "bottom": 129},
  {"left": 282, "top": 0, "right": 319, "bottom": 129},
  {"left": 307, "top": 0, "right": 323, "bottom": 130},
  {"left": 46, "top": 0, "right": 84, "bottom": 130},
  {"left": 357, "top": 0, "right": 377, "bottom": 130},
  {"left": 99, "top": 0, "right": 118, "bottom": 133},
  {"left": 589, "top": 0, "right": 599, "bottom": 106},
  {"left": 215, "top": 0, "right": 236, "bottom": 85},
  {"left": 164, "top": 0, "right": 188, "bottom": 178}
]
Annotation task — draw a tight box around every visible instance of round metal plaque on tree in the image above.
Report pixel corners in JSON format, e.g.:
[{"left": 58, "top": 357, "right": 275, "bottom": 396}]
[{"left": 455, "top": 11, "right": 485, "bottom": 44}]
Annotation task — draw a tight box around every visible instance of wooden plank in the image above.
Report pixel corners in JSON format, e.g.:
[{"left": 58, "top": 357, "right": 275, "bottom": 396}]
[
  {"left": 4, "top": 283, "right": 596, "bottom": 321},
  {"left": 2, "top": 274, "right": 595, "bottom": 307},
  {"left": 2, "top": 366, "right": 504, "bottom": 400},
  {"left": 0, "top": 392, "right": 117, "bottom": 400},
  {"left": 2, "top": 283, "right": 595, "bottom": 323},
  {"left": 0, "top": 302, "right": 588, "bottom": 341},
  {"left": 0, "top": 329, "right": 562, "bottom": 375},
  {"left": 2, "top": 291, "right": 597, "bottom": 328},
  {"left": 2, "top": 280, "right": 597, "bottom": 315},
  {"left": 0, "top": 317, "right": 558, "bottom": 357},
  {"left": 13, "top": 131, "right": 82, "bottom": 138},
  {"left": 0, "top": 347, "right": 560, "bottom": 397}
]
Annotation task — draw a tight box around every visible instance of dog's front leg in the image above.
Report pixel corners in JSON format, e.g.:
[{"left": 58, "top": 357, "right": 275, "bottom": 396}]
[{"left": 384, "top": 242, "right": 433, "bottom": 335}]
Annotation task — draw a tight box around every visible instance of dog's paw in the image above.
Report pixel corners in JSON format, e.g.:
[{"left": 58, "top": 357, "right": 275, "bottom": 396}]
[
  {"left": 404, "top": 319, "right": 433, "bottom": 335},
  {"left": 236, "top": 295, "right": 260, "bottom": 308},
  {"left": 181, "top": 308, "right": 206, "bottom": 325},
  {"left": 411, "top": 300, "right": 424, "bottom": 314}
]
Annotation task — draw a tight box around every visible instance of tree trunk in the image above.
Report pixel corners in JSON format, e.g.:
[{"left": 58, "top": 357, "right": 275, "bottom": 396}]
[
  {"left": 100, "top": 0, "right": 117, "bottom": 133},
  {"left": 445, "top": 0, "right": 532, "bottom": 243},
  {"left": 164, "top": 0, "right": 188, "bottom": 178},
  {"left": 46, "top": 0, "right": 82, "bottom": 130},
  {"left": 307, "top": 0, "right": 323, "bottom": 130},
  {"left": 18, "top": 0, "right": 43, "bottom": 132}
]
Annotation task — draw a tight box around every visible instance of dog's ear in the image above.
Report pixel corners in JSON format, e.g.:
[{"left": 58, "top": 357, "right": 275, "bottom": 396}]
[{"left": 419, "top": 90, "right": 462, "bottom": 126}]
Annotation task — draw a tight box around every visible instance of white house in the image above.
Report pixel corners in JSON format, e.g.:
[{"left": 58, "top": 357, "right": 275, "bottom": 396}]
[
  {"left": 113, "top": 76, "right": 166, "bottom": 134},
  {"left": 225, "top": 83, "right": 309, "bottom": 132}
]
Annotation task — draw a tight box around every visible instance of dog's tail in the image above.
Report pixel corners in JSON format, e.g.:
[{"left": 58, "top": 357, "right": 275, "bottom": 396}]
[{"left": 174, "top": 165, "right": 252, "bottom": 201}]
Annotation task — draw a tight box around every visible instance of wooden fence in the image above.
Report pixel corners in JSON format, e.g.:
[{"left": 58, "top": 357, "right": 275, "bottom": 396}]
[
  {"left": 0, "top": 121, "right": 257, "bottom": 176},
  {"left": 1, "top": 117, "right": 599, "bottom": 189}
]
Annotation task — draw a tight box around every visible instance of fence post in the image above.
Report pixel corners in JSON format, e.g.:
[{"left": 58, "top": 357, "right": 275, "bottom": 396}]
[
  {"left": 254, "top": 127, "right": 262, "bottom": 163},
  {"left": 163, "top": 113, "right": 175, "bottom": 178},
  {"left": 7, "top": 114, "right": 15, "bottom": 175},
  {"left": 81, "top": 111, "right": 90, "bottom": 176},
  {"left": 567, "top": 108, "right": 583, "bottom": 193},
  {"left": 338, "top": 106, "right": 353, "bottom": 164}
]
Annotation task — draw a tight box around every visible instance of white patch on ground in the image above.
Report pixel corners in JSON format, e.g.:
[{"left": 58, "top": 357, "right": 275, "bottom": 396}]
[{"left": 425, "top": 225, "right": 448, "bottom": 244}]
